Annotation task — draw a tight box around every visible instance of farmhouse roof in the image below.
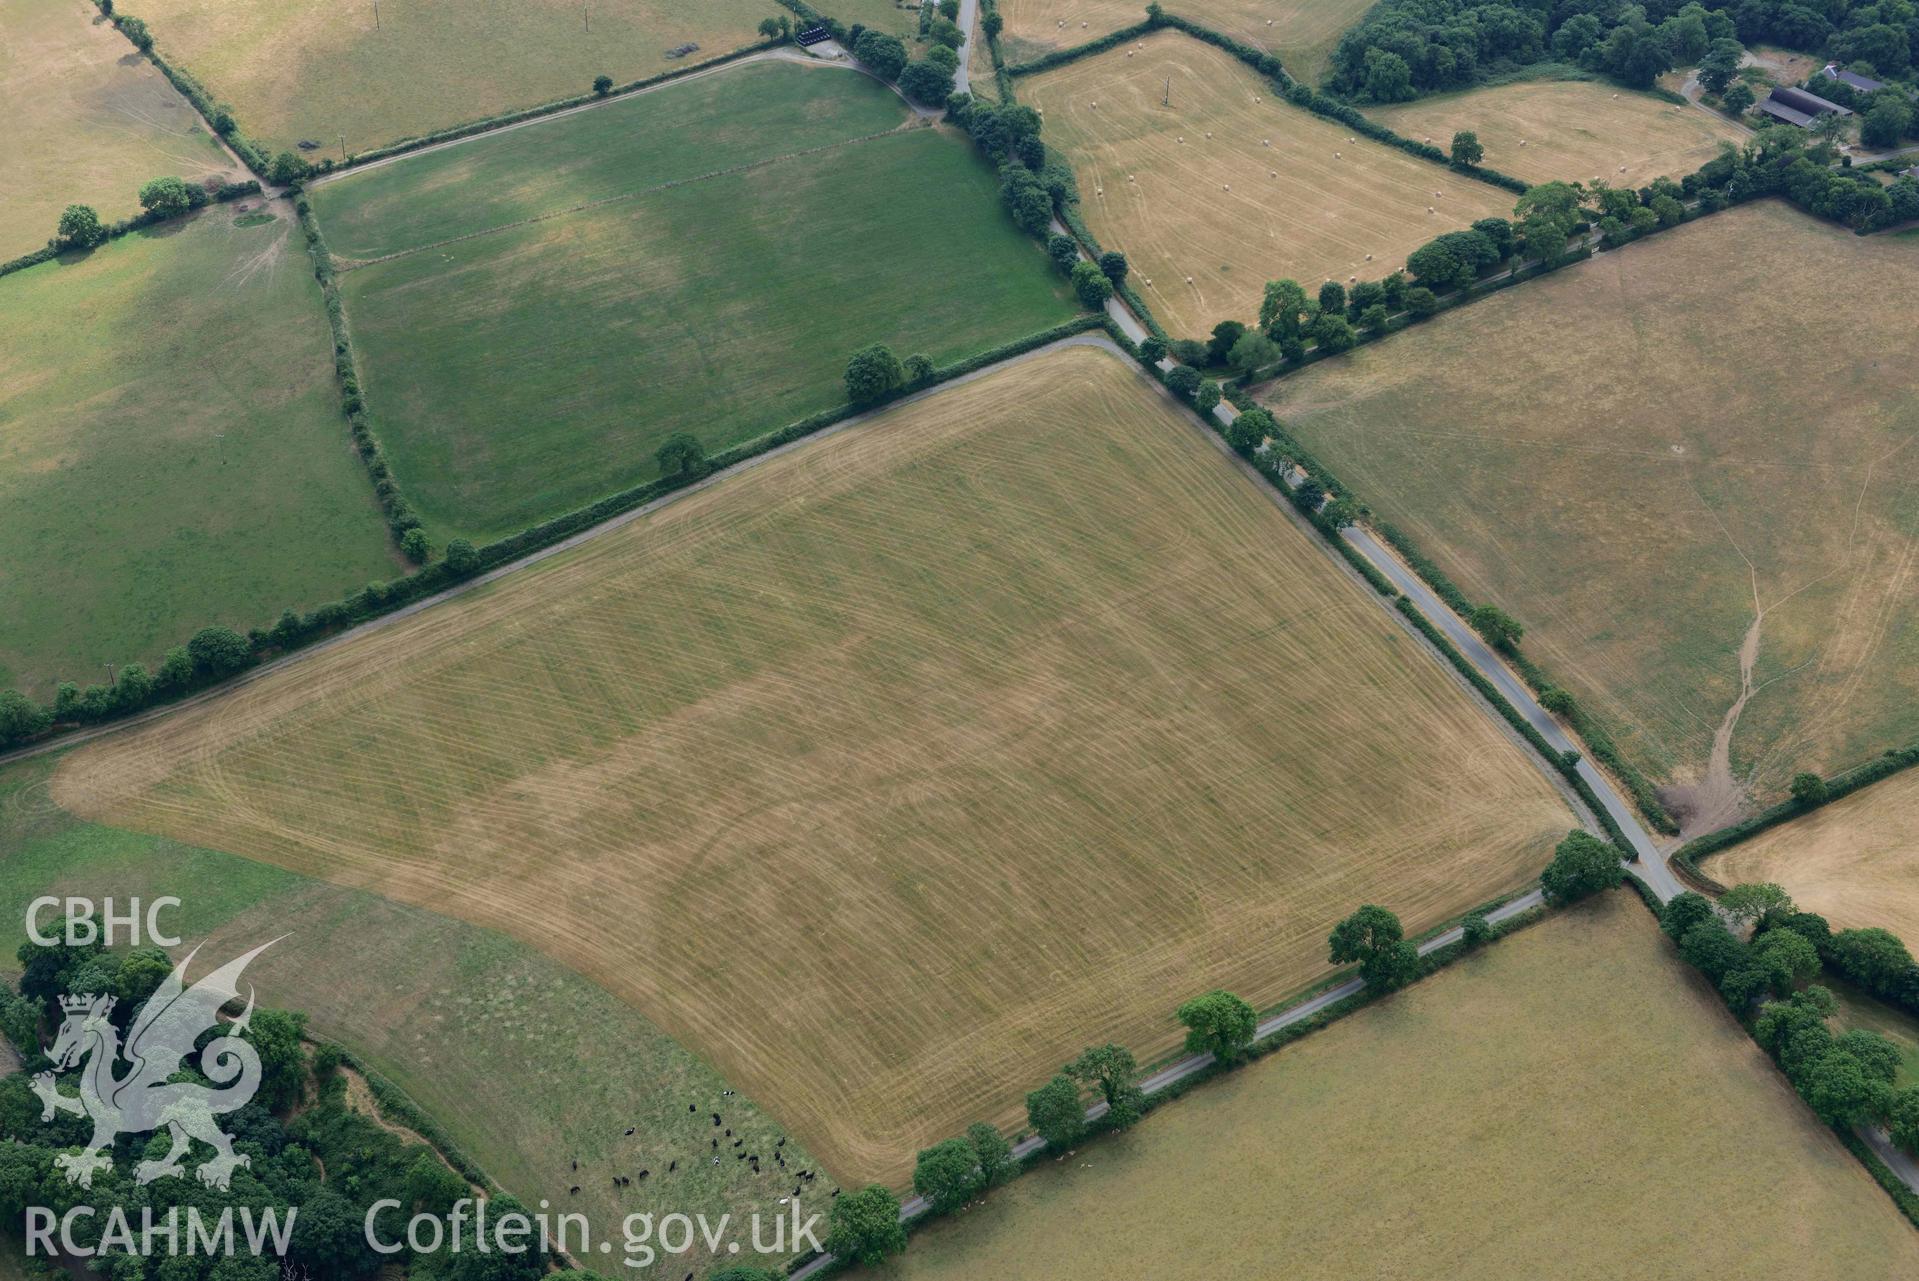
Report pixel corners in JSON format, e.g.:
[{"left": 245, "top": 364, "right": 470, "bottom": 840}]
[
  {"left": 1762, "top": 86, "right": 1853, "bottom": 123},
  {"left": 1821, "top": 63, "right": 1887, "bottom": 93}
]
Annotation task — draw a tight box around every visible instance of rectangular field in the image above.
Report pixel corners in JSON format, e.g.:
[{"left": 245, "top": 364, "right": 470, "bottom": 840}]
[
  {"left": 0, "top": 206, "right": 398, "bottom": 698},
  {"left": 128, "top": 0, "right": 822, "bottom": 155},
  {"left": 0, "top": 754, "right": 823, "bottom": 1277},
  {"left": 862, "top": 893, "right": 1919, "bottom": 1280},
  {"left": 0, "top": 0, "right": 239, "bottom": 256},
  {"left": 999, "top": 0, "right": 1372, "bottom": 88},
  {"left": 1261, "top": 202, "right": 1919, "bottom": 823},
  {"left": 1710, "top": 769, "right": 1919, "bottom": 945},
  {"left": 1368, "top": 79, "right": 1750, "bottom": 190},
  {"left": 53, "top": 344, "right": 1575, "bottom": 1188},
  {"left": 1022, "top": 33, "right": 1512, "bottom": 339},
  {"left": 322, "top": 64, "right": 1077, "bottom": 540}
]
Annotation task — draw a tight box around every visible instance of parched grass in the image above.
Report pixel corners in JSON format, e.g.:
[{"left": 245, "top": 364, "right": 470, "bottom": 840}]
[
  {"left": 1000, "top": 0, "right": 1370, "bottom": 87},
  {"left": 0, "top": 206, "right": 398, "bottom": 697},
  {"left": 326, "top": 70, "right": 1075, "bottom": 540},
  {"left": 862, "top": 893, "right": 1919, "bottom": 1280},
  {"left": 0, "top": 0, "right": 237, "bottom": 257},
  {"left": 128, "top": 0, "right": 830, "bottom": 155},
  {"left": 1368, "top": 80, "right": 1749, "bottom": 189},
  {"left": 1711, "top": 769, "right": 1919, "bottom": 945},
  {"left": 0, "top": 753, "right": 826, "bottom": 1276},
  {"left": 53, "top": 345, "right": 1574, "bottom": 1188},
  {"left": 1261, "top": 202, "right": 1919, "bottom": 815},
  {"left": 1023, "top": 33, "right": 1511, "bottom": 338}
]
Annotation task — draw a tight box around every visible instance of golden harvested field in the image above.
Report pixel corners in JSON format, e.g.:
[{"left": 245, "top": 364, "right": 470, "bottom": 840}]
[
  {"left": 53, "top": 344, "right": 1572, "bottom": 1187},
  {"left": 131, "top": 0, "right": 804, "bottom": 155},
  {"left": 999, "top": 0, "right": 1371, "bottom": 87},
  {"left": 1712, "top": 769, "right": 1919, "bottom": 943},
  {"left": 0, "top": 0, "right": 238, "bottom": 256},
  {"left": 1261, "top": 202, "right": 1919, "bottom": 823},
  {"left": 1022, "top": 34, "right": 1512, "bottom": 338},
  {"left": 1369, "top": 80, "right": 1749, "bottom": 190},
  {"left": 863, "top": 894, "right": 1919, "bottom": 1280}
]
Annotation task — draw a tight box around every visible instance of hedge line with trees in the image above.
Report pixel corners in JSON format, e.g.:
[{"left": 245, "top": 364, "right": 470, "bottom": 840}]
[
  {"left": 1674, "top": 741, "right": 1919, "bottom": 888},
  {"left": 0, "top": 315, "right": 1102, "bottom": 754},
  {"left": 0, "top": 179, "right": 261, "bottom": 283},
  {"left": 93, "top": 3, "right": 271, "bottom": 173}
]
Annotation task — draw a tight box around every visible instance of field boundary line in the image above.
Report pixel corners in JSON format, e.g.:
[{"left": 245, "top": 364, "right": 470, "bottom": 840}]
[{"left": 333, "top": 125, "right": 924, "bottom": 272}]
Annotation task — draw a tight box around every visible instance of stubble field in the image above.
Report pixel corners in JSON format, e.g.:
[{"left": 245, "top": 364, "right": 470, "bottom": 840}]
[
  {"left": 123, "top": 0, "right": 822, "bottom": 155},
  {"left": 0, "top": 206, "right": 398, "bottom": 697},
  {"left": 317, "top": 61, "right": 1076, "bottom": 540},
  {"left": 1022, "top": 33, "right": 1511, "bottom": 338},
  {"left": 998, "top": 0, "right": 1372, "bottom": 87},
  {"left": 0, "top": 755, "right": 822, "bottom": 1277},
  {"left": 0, "top": 0, "right": 237, "bottom": 256},
  {"left": 52, "top": 344, "right": 1573, "bottom": 1187},
  {"left": 1260, "top": 202, "right": 1919, "bottom": 823},
  {"left": 1710, "top": 768, "right": 1919, "bottom": 945},
  {"left": 1368, "top": 79, "right": 1750, "bottom": 190},
  {"left": 860, "top": 893, "right": 1919, "bottom": 1279}
]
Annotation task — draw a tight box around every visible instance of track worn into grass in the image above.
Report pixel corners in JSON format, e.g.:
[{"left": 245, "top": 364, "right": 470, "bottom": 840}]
[
  {"left": 0, "top": 0, "right": 238, "bottom": 256},
  {"left": 1023, "top": 33, "right": 1511, "bottom": 338},
  {"left": 863, "top": 893, "right": 1919, "bottom": 1280},
  {"left": 1262, "top": 202, "right": 1919, "bottom": 815},
  {"left": 54, "top": 345, "right": 1572, "bottom": 1188},
  {"left": 1368, "top": 79, "right": 1749, "bottom": 190}
]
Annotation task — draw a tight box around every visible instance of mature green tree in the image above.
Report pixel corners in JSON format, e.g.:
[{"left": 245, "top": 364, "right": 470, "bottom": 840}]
[
  {"left": 1066, "top": 1044, "right": 1144, "bottom": 1127},
  {"left": 1329, "top": 905, "right": 1419, "bottom": 988},
  {"left": 1207, "top": 320, "right": 1246, "bottom": 365},
  {"left": 825, "top": 1186, "right": 905, "bottom": 1265},
  {"left": 1461, "top": 913, "right": 1494, "bottom": 949},
  {"left": 404, "top": 1150, "right": 468, "bottom": 1215},
  {"left": 1721, "top": 81, "right": 1755, "bottom": 114},
  {"left": 1164, "top": 364, "right": 1202, "bottom": 400},
  {"left": 852, "top": 30, "right": 908, "bottom": 80},
  {"left": 139, "top": 176, "right": 193, "bottom": 218},
  {"left": 1138, "top": 336, "right": 1167, "bottom": 364},
  {"left": 268, "top": 151, "right": 309, "bottom": 184},
  {"left": 1363, "top": 48, "right": 1414, "bottom": 101},
  {"left": 845, "top": 343, "right": 905, "bottom": 404},
  {"left": 117, "top": 14, "right": 152, "bottom": 49},
  {"left": 442, "top": 539, "right": 479, "bottom": 578},
  {"left": 965, "top": 1121, "right": 1014, "bottom": 1187},
  {"left": 1310, "top": 312, "right": 1356, "bottom": 353},
  {"left": 899, "top": 60, "right": 956, "bottom": 106},
  {"left": 1802, "top": 1049, "right": 1891, "bottom": 1127},
  {"left": 1862, "top": 99, "right": 1913, "bottom": 150},
  {"left": 1025, "top": 1074, "right": 1086, "bottom": 1147},
  {"left": 593, "top": 73, "right": 615, "bottom": 94},
  {"left": 1070, "top": 258, "right": 1114, "bottom": 307},
  {"left": 656, "top": 431, "right": 706, "bottom": 477},
  {"left": 1195, "top": 380, "right": 1222, "bottom": 414},
  {"left": 245, "top": 1008, "right": 309, "bottom": 1112},
  {"left": 1360, "top": 303, "right": 1389, "bottom": 336},
  {"left": 1539, "top": 687, "right": 1576, "bottom": 716},
  {"left": 1258, "top": 278, "right": 1316, "bottom": 345},
  {"left": 1098, "top": 250, "right": 1128, "bottom": 283},
  {"left": 1317, "top": 280, "right": 1346, "bottom": 314},
  {"left": 1830, "top": 928, "right": 1915, "bottom": 993},
  {"left": 1449, "top": 130, "right": 1484, "bottom": 166},
  {"left": 1660, "top": 891, "right": 1715, "bottom": 943},
  {"left": 904, "top": 352, "right": 936, "bottom": 387},
  {"left": 1468, "top": 604, "right": 1523, "bottom": 650},
  {"left": 912, "top": 1137, "right": 983, "bottom": 1212},
  {"left": 1789, "top": 771, "right": 1829, "bottom": 806},
  {"left": 1513, "top": 181, "right": 1587, "bottom": 262},
  {"left": 925, "top": 43, "right": 960, "bottom": 73},
  {"left": 0, "top": 691, "right": 50, "bottom": 746},
  {"left": 1227, "top": 329, "right": 1280, "bottom": 376},
  {"left": 1680, "top": 918, "right": 1748, "bottom": 983},
  {"left": 1541, "top": 830, "right": 1624, "bottom": 905},
  {"left": 399, "top": 527, "right": 431, "bottom": 564},
  {"left": 1176, "top": 990, "right": 1257, "bottom": 1062},
  {"left": 188, "top": 625, "right": 251, "bottom": 677},
  {"left": 1751, "top": 928, "right": 1820, "bottom": 995},
  {"left": 1719, "top": 882, "right": 1792, "bottom": 927},
  {"left": 1696, "top": 37, "right": 1742, "bottom": 94},
  {"left": 56, "top": 204, "right": 106, "bottom": 248},
  {"left": 112, "top": 663, "right": 153, "bottom": 710},
  {"left": 1047, "top": 232, "right": 1080, "bottom": 273},
  {"left": 1837, "top": 1028, "right": 1903, "bottom": 1084},
  {"left": 1226, "top": 407, "right": 1273, "bottom": 455},
  {"left": 1405, "top": 285, "right": 1440, "bottom": 317}
]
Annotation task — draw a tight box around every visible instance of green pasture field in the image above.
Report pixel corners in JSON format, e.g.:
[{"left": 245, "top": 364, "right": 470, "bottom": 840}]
[
  {"left": 863, "top": 893, "right": 1919, "bottom": 1279},
  {"left": 0, "top": 206, "right": 398, "bottom": 698},
  {"left": 0, "top": 754, "right": 824, "bottom": 1277},
  {"left": 1262, "top": 201, "right": 1919, "bottom": 821},
  {"left": 325, "top": 72, "right": 1076, "bottom": 540},
  {"left": 0, "top": 0, "right": 238, "bottom": 257},
  {"left": 126, "top": 0, "right": 861, "bottom": 156}
]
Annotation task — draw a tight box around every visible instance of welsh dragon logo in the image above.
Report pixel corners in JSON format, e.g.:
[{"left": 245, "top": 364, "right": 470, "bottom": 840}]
[{"left": 31, "top": 941, "right": 278, "bottom": 1191}]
